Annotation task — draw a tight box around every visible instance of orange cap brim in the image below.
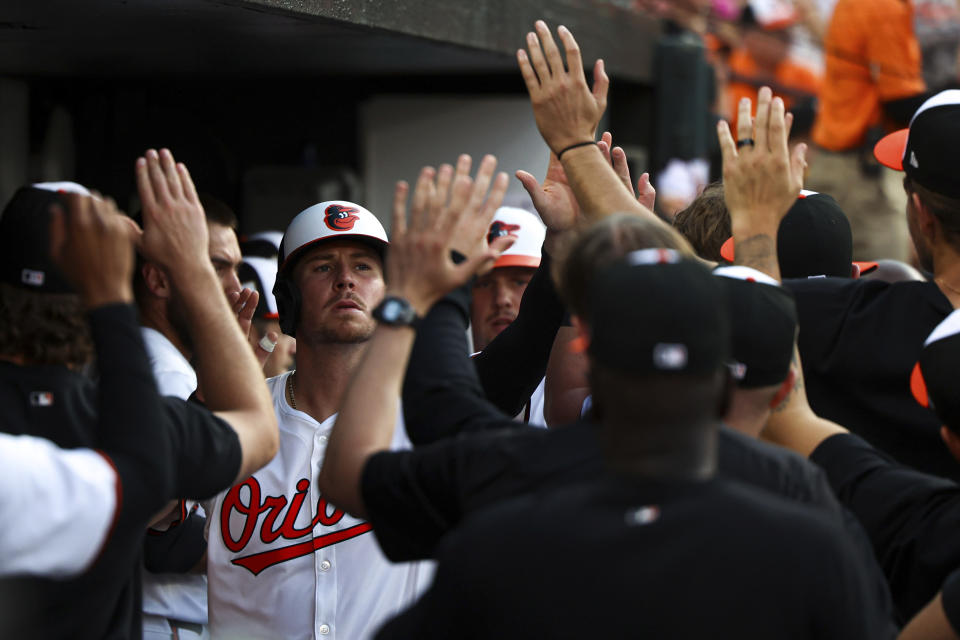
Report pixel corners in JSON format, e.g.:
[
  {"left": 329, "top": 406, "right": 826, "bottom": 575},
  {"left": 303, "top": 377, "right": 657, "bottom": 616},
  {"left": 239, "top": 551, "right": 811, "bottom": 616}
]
[
  {"left": 720, "top": 237, "right": 735, "bottom": 262},
  {"left": 493, "top": 254, "right": 541, "bottom": 269},
  {"left": 874, "top": 129, "right": 909, "bottom": 171},
  {"left": 854, "top": 261, "right": 879, "bottom": 276},
  {"left": 910, "top": 361, "right": 929, "bottom": 408}
]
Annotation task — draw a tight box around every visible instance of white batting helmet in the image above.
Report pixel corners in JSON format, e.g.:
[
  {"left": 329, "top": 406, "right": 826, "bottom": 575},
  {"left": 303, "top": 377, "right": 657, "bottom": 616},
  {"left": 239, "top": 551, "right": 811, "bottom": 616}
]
[
  {"left": 278, "top": 201, "right": 388, "bottom": 275},
  {"left": 486, "top": 207, "right": 545, "bottom": 269}
]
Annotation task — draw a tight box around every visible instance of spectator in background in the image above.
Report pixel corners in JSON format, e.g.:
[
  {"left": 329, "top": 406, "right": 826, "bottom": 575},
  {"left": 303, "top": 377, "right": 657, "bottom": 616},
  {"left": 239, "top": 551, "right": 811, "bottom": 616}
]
[
  {"left": 913, "top": 0, "right": 960, "bottom": 92},
  {"left": 807, "top": 0, "right": 928, "bottom": 262},
  {"left": 726, "top": 6, "right": 820, "bottom": 135}
]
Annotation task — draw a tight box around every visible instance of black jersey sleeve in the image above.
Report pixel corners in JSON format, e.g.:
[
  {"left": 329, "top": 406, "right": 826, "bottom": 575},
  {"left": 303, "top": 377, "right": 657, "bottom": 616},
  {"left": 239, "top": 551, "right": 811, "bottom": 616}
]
[
  {"left": 473, "top": 251, "right": 565, "bottom": 416},
  {"left": 361, "top": 423, "right": 599, "bottom": 561},
  {"left": 811, "top": 432, "right": 960, "bottom": 620},
  {"left": 143, "top": 505, "right": 207, "bottom": 574},
  {"left": 402, "top": 282, "right": 520, "bottom": 444},
  {"left": 361, "top": 427, "right": 535, "bottom": 561},
  {"left": 159, "top": 397, "right": 242, "bottom": 500}
]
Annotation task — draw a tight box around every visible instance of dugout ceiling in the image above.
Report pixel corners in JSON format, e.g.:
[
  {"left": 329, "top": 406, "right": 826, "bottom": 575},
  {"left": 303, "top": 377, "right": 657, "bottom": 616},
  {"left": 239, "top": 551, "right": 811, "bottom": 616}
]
[{"left": 0, "top": 0, "right": 658, "bottom": 81}]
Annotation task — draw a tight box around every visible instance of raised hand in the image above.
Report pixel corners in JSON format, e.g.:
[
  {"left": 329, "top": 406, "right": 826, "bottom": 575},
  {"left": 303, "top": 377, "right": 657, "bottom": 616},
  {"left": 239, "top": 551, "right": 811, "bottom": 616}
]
[
  {"left": 387, "top": 154, "right": 512, "bottom": 316},
  {"left": 717, "top": 87, "right": 807, "bottom": 280},
  {"left": 515, "top": 153, "right": 580, "bottom": 237},
  {"left": 596, "top": 131, "right": 657, "bottom": 211},
  {"left": 49, "top": 191, "right": 139, "bottom": 308},
  {"left": 517, "top": 21, "right": 609, "bottom": 155},
  {"left": 134, "top": 148, "right": 209, "bottom": 276}
]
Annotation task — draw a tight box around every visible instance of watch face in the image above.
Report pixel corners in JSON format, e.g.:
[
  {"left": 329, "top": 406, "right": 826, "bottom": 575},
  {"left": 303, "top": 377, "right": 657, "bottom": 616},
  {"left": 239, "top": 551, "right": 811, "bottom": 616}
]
[{"left": 383, "top": 300, "right": 401, "bottom": 322}]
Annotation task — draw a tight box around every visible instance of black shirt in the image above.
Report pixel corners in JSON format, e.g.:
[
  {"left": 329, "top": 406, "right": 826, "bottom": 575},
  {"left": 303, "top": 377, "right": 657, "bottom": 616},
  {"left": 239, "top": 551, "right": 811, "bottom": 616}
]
[
  {"left": 811, "top": 431, "right": 960, "bottom": 621},
  {"left": 376, "top": 475, "right": 892, "bottom": 640},
  {"left": 362, "top": 422, "right": 853, "bottom": 563},
  {"left": 403, "top": 255, "right": 564, "bottom": 444},
  {"left": 785, "top": 277, "right": 955, "bottom": 479},
  {"left": 0, "top": 304, "right": 241, "bottom": 639}
]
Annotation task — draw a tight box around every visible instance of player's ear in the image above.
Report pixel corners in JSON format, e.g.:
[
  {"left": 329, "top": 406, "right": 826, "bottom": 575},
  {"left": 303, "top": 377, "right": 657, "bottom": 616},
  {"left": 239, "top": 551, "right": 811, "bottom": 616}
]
[
  {"left": 570, "top": 315, "right": 588, "bottom": 344},
  {"left": 142, "top": 262, "right": 172, "bottom": 299}
]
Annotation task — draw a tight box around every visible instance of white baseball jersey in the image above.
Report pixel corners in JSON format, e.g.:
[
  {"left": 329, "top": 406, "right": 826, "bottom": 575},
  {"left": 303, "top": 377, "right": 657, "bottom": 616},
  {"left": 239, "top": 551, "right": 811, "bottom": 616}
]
[
  {"left": 525, "top": 378, "right": 547, "bottom": 428},
  {"left": 206, "top": 371, "right": 431, "bottom": 640},
  {"left": 0, "top": 433, "right": 116, "bottom": 578},
  {"left": 140, "top": 328, "right": 208, "bottom": 631}
]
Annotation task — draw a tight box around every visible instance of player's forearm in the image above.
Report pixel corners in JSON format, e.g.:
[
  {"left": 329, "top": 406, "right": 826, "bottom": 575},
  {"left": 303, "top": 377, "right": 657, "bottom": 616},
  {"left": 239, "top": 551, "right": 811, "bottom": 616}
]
[
  {"left": 319, "top": 325, "right": 415, "bottom": 518},
  {"left": 763, "top": 412, "right": 848, "bottom": 458},
  {"left": 562, "top": 144, "right": 659, "bottom": 223},
  {"left": 731, "top": 224, "right": 781, "bottom": 282},
  {"left": 169, "top": 262, "right": 278, "bottom": 476}
]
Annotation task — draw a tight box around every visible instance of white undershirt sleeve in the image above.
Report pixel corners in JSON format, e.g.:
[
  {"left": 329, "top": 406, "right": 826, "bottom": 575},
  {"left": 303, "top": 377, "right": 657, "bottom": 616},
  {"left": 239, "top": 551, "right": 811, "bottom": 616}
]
[{"left": 0, "top": 433, "right": 118, "bottom": 578}]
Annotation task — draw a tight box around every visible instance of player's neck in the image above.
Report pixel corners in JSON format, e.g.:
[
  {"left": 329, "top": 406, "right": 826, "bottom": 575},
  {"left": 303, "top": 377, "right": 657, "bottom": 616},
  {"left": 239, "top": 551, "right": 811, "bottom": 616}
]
[
  {"left": 933, "top": 245, "right": 960, "bottom": 309},
  {"left": 140, "top": 305, "right": 192, "bottom": 361},
  {"left": 290, "top": 342, "right": 368, "bottom": 423},
  {"left": 599, "top": 418, "right": 718, "bottom": 482}
]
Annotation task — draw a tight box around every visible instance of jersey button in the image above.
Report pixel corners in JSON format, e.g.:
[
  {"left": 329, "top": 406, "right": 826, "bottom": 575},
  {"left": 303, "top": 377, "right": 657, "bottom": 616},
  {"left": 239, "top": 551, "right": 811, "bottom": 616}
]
[
  {"left": 318, "top": 435, "right": 328, "bottom": 444},
  {"left": 319, "top": 624, "right": 331, "bottom": 635},
  {"left": 319, "top": 559, "right": 331, "bottom": 571}
]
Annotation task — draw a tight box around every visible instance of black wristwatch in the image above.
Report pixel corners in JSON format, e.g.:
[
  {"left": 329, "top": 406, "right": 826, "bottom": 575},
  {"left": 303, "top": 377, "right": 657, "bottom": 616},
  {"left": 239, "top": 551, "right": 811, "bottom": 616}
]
[{"left": 372, "top": 296, "right": 420, "bottom": 328}]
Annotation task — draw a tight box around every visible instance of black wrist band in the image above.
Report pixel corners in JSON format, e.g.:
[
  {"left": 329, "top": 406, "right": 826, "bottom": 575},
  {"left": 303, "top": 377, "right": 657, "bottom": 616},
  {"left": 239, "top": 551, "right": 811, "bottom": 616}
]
[{"left": 557, "top": 140, "right": 596, "bottom": 160}]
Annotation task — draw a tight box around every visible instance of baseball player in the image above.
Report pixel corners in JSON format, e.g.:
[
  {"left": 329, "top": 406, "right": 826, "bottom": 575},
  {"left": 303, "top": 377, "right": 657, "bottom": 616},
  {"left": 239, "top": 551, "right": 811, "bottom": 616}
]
[
  {"left": 135, "top": 192, "right": 252, "bottom": 640},
  {"left": 470, "top": 206, "right": 548, "bottom": 426},
  {"left": 0, "top": 150, "right": 279, "bottom": 639},
  {"left": 204, "top": 200, "right": 430, "bottom": 640}
]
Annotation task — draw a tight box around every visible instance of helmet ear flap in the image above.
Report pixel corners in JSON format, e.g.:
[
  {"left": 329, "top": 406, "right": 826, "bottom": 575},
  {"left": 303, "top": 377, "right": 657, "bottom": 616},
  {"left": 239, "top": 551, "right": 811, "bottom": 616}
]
[{"left": 273, "top": 277, "right": 301, "bottom": 337}]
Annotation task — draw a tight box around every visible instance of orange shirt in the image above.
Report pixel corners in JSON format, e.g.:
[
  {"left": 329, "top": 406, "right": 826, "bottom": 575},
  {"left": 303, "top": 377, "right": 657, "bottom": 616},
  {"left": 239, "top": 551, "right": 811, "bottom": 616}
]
[
  {"left": 812, "top": 0, "right": 926, "bottom": 151},
  {"left": 727, "top": 48, "right": 822, "bottom": 131}
]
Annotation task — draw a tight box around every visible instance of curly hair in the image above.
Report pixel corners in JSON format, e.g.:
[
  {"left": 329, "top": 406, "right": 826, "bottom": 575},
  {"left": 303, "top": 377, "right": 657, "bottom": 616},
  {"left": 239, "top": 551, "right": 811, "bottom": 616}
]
[{"left": 0, "top": 284, "right": 92, "bottom": 368}]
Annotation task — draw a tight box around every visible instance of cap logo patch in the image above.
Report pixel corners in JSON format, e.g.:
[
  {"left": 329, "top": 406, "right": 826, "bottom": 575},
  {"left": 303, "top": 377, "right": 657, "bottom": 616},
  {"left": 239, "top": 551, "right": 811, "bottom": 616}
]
[
  {"left": 324, "top": 204, "right": 361, "bottom": 232},
  {"left": 730, "top": 361, "right": 747, "bottom": 380},
  {"left": 910, "top": 151, "right": 919, "bottom": 169},
  {"left": 29, "top": 391, "right": 54, "bottom": 407},
  {"left": 653, "top": 343, "right": 688, "bottom": 370},
  {"left": 21, "top": 269, "right": 45, "bottom": 287},
  {"left": 627, "top": 248, "right": 680, "bottom": 266},
  {"left": 487, "top": 220, "right": 521, "bottom": 244},
  {"left": 626, "top": 505, "right": 661, "bottom": 526}
]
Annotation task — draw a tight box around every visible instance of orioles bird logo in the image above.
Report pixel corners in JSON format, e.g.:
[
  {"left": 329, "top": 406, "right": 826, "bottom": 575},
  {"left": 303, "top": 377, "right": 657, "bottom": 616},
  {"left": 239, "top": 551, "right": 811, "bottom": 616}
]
[
  {"left": 324, "top": 204, "right": 361, "bottom": 232},
  {"left": 487, "top": 221, "right": 521, "bottom": 244}
]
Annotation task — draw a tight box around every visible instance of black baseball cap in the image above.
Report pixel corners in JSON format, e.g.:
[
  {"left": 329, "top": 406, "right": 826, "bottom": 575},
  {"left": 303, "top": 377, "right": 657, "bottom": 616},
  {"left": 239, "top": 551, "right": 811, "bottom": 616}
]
[
  {"left": 713, "top": 266, "right": 798, "bottom": 388},
  {"left": 911, "top": 309, "right": 960, "bottom": 429},
  {"left": 586, "top": 249, "right": 730, "bottom": 375},
  {"left": 875, "top": 90, "right": 960, "bottom": 198},
  {"left": 719, "top": 191, "right": 878, "bottom": 277},
  {"left": 0, "top": 183, "right": 91, "bottom": 294}
]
